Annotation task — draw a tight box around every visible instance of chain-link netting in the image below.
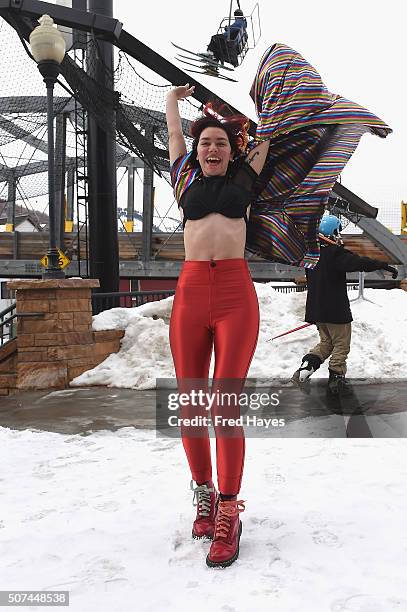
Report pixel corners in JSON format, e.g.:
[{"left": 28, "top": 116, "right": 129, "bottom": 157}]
[
  {"left": 0, "top": 17, "right": 203, "bottom": 234},
  {"left": 114, "top": 50, "right": 201, "bottom": 158},
  {"left": 1, "top": 16, "right": 402, "bottom": 239},
  {"left": 0, "top": 17, "right": 71, "bottom": 227}
]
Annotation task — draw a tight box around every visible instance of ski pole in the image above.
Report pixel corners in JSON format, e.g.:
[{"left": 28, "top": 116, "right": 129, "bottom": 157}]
[
  {"left": 319, "top": 233, "right": 339, "bottom": 246},
  {"left": 269, "top": 322, "right": 312, "bottom": 341},
  {"left": 269, "top": 240, "right": 332, "bottom": 342}
]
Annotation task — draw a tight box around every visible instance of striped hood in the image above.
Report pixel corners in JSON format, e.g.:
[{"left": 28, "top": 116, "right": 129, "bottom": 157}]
[
  {"left": 250, "top": 43, "right": 391, "bottom": 141},
  {"left": 245, "top": 44, "right": 391, "bottom": 269}
]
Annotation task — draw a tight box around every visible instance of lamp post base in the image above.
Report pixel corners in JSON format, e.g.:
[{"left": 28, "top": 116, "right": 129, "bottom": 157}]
[
  {"left": 42, "top": 270, "right": 65, "bottom": 279},
  {"left": 42, "top": 248, "right": 65, "bottom": 279}
]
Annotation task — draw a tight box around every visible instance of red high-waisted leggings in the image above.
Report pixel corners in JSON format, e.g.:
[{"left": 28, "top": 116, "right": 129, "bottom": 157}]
[{"left": 169, "top": 258, "right": 259, "bottom": 495}]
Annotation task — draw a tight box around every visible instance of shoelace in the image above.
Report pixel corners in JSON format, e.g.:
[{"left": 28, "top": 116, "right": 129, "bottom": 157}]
[
  {"left": 214, "top": 500, "right": 246, "bottom": 538},
  {"left": 190, "top": 480, "right": 215, "bottom": 517}
]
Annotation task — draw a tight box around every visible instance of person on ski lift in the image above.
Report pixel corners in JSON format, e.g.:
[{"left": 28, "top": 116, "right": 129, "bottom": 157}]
[
  {"left": 208, "top": 9, "right": 247, "bottom": 67},
  {"left": 292, "top": 214, "right": 398, "bottom": 394},
  {"left": 223, "top": 8, "right": 248, "bottom": 56}
]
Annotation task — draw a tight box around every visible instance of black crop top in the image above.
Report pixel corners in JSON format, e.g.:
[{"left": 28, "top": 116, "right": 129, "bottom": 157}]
[{"left": 179, "top": 161, "right": 258, "bottom": 229}]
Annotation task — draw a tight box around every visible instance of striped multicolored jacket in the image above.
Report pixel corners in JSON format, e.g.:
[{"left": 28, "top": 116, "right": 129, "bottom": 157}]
[
  {"left": 171, "top": 43, "right": 391, "bottom": 268},
  {"left": 170, "top": 152, "right": 200, "bottom": 204},
  {"left": 247, "top": 43, "right": 391, "bottom": 268}
]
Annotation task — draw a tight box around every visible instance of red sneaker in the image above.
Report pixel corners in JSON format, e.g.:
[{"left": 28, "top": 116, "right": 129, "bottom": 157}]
[
  {"left": 206, "top": 499, "right": 245, "bottom": 568},
  {"left": 190, "top": 480, "right": 218, "bottom": 540}
]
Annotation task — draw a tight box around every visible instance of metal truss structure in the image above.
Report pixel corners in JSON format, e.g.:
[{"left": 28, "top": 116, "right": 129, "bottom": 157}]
[{"left": 0, "top": 0, "right": 406, "bottom": 283}]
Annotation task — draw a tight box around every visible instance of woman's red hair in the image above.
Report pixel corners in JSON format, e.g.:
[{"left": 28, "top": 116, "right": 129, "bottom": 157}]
[{"left": 189, "top": 102, "right": 249, "bottom": 166}]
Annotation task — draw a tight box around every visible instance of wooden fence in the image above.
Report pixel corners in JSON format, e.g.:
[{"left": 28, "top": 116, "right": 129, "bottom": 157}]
[{"left": 0, "top": 232, "right": 405, "bottom": 263}]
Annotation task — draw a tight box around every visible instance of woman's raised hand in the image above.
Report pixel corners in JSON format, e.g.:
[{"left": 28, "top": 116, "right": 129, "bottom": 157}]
[
  {"left": 166, "top": 84, "right": 194, "bottom": 162},
  {"left": 168, "top": 83, "right": 195, "bottom": 100}
]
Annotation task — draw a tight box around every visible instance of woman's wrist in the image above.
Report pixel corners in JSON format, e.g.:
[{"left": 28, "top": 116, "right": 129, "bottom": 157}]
[{"left": 167, "top": 90, "right": 179, "bottom": 101}]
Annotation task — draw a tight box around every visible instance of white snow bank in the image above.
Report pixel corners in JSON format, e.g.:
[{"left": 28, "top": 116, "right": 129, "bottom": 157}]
[
  {"left": 1, "top": 426, "right": 406, "bottom": 612},
  {"left": 71, "top": 286, "right": 407, "bottom": 389},
  {"left": 91, "top": 295, "right": 174, "bottom": 331}
]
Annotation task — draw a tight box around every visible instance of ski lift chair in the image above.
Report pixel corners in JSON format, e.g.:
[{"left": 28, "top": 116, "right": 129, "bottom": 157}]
[
  {"left": 224, "top": 10, "right": 248, "bottom": 54},
  {"left": 207, "top": 10, "right": 248, "bottom": 67}
]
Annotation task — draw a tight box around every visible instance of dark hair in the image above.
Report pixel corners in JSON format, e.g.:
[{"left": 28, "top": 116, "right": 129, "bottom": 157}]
[{"left": 189, "top": 103, "right": 249, "bottom": 167}]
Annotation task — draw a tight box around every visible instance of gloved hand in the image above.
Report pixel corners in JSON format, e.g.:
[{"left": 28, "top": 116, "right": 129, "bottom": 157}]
[{"left": 383, "top": 264, "right": 398, "bottom": 279}]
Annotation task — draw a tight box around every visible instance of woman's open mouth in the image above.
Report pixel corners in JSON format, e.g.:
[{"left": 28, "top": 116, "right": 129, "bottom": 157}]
[{"left": 205, "top": 157, "right": 221, "bottom": 168}]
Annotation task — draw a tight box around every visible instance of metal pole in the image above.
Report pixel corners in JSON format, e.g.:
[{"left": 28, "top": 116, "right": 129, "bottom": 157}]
[
  {"left": 55, "top": 112, "right": 67, "bottom": 251},
  {"left": 227, "top": 0, "right": 233, "bottom": 39},
  {"left": 350, "top": 270, "right": 377, "bottom": 305},
  {"left": 44, "top": 76, "right": 64, "bottom": 278},
  {"left": 72, "top": 0, "right": 88, "bottom": 48},
  {"left": 5, "top": 176, "right": 16, "bottom": 232},
  {"left": 55, "top": 113, "right": 66, "bottom": 250},
  {"left": 142, "top": 127, "right": 154, "bottom": 263},
  {"left": 66, "top": 168, "right": 74, "bottom": 231},
  {"left": 87, "top": 0, "right": 119, "bottom": 293},
  {"left": 358, "top": 271, "right": 364, "bottom": 299},
  {"left": 126, "top": 159, "right": 135, "bottom": 232}
]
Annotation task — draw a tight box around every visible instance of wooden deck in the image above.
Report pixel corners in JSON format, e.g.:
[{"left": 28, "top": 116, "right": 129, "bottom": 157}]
[{"left": 0, "top": 231, "right": 405, "bottom": 263}]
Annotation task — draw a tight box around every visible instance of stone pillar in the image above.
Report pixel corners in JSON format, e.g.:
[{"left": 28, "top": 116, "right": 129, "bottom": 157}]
[{"left": 6, "top": 278, "right": 123, "bottom": 391}]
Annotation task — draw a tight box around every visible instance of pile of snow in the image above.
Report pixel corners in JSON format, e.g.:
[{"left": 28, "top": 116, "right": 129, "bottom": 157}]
[
  {"left": 1, "top": 426, "right": 406, "bottom": 611},
  {"left": 71, "top": 286, "right": 407, "bottom": 389}
]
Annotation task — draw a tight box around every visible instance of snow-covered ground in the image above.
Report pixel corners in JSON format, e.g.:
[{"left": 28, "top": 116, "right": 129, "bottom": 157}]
[
  {"left": 1, "top": 425, "right": 407, "bottom": 612},
  {"left": 72, "top": 285, "right": 407, "bottom": 389},
  {"left": 3, "top": 286, "right": 406, "bottom": 610}
]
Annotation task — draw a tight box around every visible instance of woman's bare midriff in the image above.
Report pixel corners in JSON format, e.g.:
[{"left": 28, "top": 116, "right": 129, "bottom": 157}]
[{"left": 183, "top": 212, "right": 248, "bottom": 260}]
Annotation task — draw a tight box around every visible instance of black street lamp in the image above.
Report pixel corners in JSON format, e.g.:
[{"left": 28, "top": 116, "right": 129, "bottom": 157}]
[{"left": 29, "top": 15, "right": 66, "bottom": 279}]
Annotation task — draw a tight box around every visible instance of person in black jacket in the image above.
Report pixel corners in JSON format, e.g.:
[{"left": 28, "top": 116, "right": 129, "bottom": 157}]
[{"left": 292, "top": 215, "right": 398, "bottom": 393}]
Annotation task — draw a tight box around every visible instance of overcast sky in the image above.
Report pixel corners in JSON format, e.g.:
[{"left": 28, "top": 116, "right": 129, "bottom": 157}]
[{"left": 113, "top": 0, "right": 406, "bottom": 212}]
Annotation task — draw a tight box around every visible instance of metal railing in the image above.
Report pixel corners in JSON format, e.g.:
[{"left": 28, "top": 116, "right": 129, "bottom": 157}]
[
  {"left": 270, "top": 285, "right": 307, "bottom": 294},
  {"left": 91, "top": 285, "right": 314, "bottom": 314},
  {"left": 0, "top": 303, "right": 47, "bottom": 349},
  {"left": 92, "top": 290, "right": 176, "bottom": 315},
  {"left": 90, "top": 284, "right": 369, "bottom": 314},
  {"left": 0, "top": 303, "right": 17, "bottom": 347}
]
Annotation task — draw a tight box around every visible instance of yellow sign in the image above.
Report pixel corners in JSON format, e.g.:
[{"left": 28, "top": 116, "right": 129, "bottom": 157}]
[
  {"left": 401, "top": 201, "right": 407, "bottom": 235},
  {"left": 40, "top": 249, "right": 70, "bottom": 270}
]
